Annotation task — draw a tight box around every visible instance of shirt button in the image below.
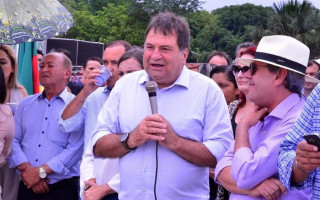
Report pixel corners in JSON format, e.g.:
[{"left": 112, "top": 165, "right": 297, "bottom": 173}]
[
  {"left": 42, "top": 131, "right": 44, "bottom": 134},
  {"left": 36, "top": 159, "right": 38, "bottom": 162},
  {"left": 45, "top": 117, "right": 48, "bottom": 120},
  {"left": 48, "top": 104, "right": 51, "bottom": 107},
  {"left": 38, "top": 144, "right": 41, "bottom": 147}
]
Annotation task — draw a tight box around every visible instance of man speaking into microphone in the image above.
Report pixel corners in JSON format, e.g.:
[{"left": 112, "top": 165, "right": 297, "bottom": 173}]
[{"left": 92, "top": 12, "right": 233, "bottom": 200}]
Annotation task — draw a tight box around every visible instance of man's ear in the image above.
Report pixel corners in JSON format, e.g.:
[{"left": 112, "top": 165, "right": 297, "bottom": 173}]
[
  {"left": 65, "top": 69, "right": 72, "bottom": 79},
  {"left": 275, "top": 68, "right": 287, "bottom": 85},
  {"left": 181, "top": 48, "right": 189, "bottom": 65}
]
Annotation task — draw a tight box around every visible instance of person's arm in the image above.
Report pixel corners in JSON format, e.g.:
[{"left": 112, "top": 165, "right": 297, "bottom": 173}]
[
  {"left": 278, "top": 85, "right": 320, "bottom": 189},
  {"left": 61, "top": 70, "right": 100, "bottom": 120},
  {"left": 84, "top": 181, "right": 116, "bottom": 200},
  {"left": 1, "top": 108, "right": 14, "bottom": 163},
  {"left": 45, "top": 129, "right": 84, "bottom": 176},
  {"left": 155, "top": 116, "right": 217, "bottom": 167},
  {"left": 217, "top": 166, "right": 286, "bottom": 199},
  {"left": 95, "top": 114, "right": 217, "bottom": 167},
  {"left": 8, "top": 99, "right": 29, "bottom": 168},
  {"left": 80, "top": 139, "right": 99, "bottom": 197},
  {"left": 18, "top": 162, "right": 54, "bottom": 189},
  {"left": 292, "top": 141, "right": 320, "bottom": 184},
  {"left": 234, "top": 104, "right": 268, "bottom": 153}
]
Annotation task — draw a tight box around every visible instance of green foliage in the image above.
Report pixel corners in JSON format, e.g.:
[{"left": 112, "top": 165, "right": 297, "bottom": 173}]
[
  {"left": 59, "top": 0, "right": 320, "bottom": 61},
  {"left": 63, "top": 3, "right": 146, "bottom": 47},
  {"left": 215, "top": 3, "right": 274, "bottom": 35},
  {"left": 268, "top": 0, "right": 320, "bottom": 58}
]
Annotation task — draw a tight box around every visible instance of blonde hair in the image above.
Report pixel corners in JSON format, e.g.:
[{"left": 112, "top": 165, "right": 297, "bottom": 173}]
[{"left": 0, "top": 45, "right": 21, "bottom": 88}]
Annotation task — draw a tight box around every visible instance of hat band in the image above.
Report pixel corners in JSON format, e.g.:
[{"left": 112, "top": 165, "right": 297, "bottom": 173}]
[{"left": 255, "top": 52, "right": 305, "bottom": 74}]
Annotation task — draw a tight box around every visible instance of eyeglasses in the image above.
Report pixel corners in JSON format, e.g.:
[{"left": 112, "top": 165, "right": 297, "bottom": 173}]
[{"left": 232, "top": 65, "right": 250, "bottom": 76}]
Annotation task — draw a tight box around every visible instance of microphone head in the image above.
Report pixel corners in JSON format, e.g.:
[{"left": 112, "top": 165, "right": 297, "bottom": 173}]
[{"left": 145, "top": 81, "right": 158, "bottom": 93}]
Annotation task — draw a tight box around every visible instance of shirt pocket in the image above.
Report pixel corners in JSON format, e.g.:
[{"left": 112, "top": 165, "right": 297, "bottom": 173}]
[{"left": 48, "top": 131, "right": 70, "bottom": 148}]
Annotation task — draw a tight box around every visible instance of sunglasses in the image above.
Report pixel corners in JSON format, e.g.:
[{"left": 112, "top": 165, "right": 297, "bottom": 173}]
[
  {"left": 232, "top": 63, "right": 259, "bottom": 76},
  {"left": 232, "top": 65, "right": 251, "bottom": 76}
]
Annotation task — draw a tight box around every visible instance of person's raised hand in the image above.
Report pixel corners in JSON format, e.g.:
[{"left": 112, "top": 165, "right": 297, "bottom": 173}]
[
  {"left": 81, "top": 69, "right": 101, "bottom": 96},
  {"left": 238, "top": 104, "right": 268, "bottom": 129},
  {"left": 296, "top": 140, "right": 320, "bottom": 174}
]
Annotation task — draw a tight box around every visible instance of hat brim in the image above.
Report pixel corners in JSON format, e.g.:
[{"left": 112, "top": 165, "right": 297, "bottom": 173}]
[{"left": 236, "top": 58, "right": 320, "bottom": 84}]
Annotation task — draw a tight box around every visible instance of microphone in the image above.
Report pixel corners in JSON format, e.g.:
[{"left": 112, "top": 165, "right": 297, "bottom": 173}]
[{"left": 145, "top": 81, "right": 158, "bottom": 114}]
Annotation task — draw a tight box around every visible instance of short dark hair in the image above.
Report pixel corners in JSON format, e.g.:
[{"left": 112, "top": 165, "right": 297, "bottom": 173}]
[
  {"left": 53, "top": 48, "right": 72, "bottom": 61},
  {"left": 106, "top": 40, "right": 132, "bottom": 52},
  {"left": 210, "top": 65, "right": 237, "bottom": 89},
  {"left": 145, "top": 12, "right": 190, "bottom": 51},
  {"left": 308, "top": 60, "right": 320, "bottom": 71},
  {"left": 118, "top": 46, "right": 144, "bottom": 69},
  {"left": 0, "top": 66, "right": 7, "bottom": 104},
  {"left": 206, "top": 50, "right": 231, "bottom": 65},
  {"left": 268, "top": 64, "right": 304, "bottom": 97},
  {"left": 83, "top": 57, "right": 102, "bottom": 69},
  {"left": 37, "top": 49, "right": 44, "bottom": 56}
]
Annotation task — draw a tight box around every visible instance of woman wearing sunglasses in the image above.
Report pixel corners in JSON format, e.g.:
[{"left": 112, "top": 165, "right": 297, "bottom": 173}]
[{"left": 230, "top": 46, "right": 257, "bottom": 135}]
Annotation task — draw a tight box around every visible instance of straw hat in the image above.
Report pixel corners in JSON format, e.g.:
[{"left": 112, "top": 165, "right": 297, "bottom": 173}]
[{"left": 236, "top": 35, "right": 319, "bottom": 83}]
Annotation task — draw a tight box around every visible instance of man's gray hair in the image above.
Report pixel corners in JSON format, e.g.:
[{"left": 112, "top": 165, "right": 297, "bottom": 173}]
[{"left": 268, "top": 65, "right": 304, "bottom": 96}]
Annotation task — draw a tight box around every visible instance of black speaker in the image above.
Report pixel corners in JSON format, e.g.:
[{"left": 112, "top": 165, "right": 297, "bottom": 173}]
[
  {"left": 78, "top": 40, "right": 104, "bottom": 66},
  {"left": 46, "top": 38, "right": 104, "bottom": 67}
]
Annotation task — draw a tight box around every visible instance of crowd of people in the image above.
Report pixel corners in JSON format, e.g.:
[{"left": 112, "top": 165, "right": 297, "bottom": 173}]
[{"left": 1, "top": 11, "right": 320, "bottom": 200}]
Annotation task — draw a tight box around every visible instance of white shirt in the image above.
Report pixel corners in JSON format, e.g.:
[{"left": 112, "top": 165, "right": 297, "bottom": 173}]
[
  {"left": 92, "top": 67, "right": 233, "bottom": 200},
  {"left": 59, "top": 87, "right": 120, "bottom": 197}
]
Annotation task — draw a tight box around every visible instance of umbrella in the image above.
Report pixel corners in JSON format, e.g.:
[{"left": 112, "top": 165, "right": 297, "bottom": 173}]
[{"left": 0, "top": 0, "right": 73, "bottom": 44}]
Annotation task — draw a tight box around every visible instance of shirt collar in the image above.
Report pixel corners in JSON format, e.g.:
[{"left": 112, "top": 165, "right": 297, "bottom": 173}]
[
  {"left": 38, "top": 87, "right": 71, "bottom": 103},
  {"left": 138, "top": 65, "right": 190, "bottom": 89},
  {"left": 268, "top": 93, "right": 302, "bottom": 119}
]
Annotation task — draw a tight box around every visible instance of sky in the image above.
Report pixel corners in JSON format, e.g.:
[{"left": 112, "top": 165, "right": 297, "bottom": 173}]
[{"left": 202, "top": 0, "right": 320, "bottom": 11}]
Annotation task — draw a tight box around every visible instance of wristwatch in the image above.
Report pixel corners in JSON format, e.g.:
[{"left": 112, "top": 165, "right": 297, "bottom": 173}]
[
  {"left": 39, "top": 166, "right": 47, "bottom": 179},
  {"left": 121, "top": 132, "right": 137, "bottom": 151}
]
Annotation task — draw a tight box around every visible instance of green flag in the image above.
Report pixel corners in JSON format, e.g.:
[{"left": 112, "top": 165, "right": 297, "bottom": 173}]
[{"left": 18, "top": 42, "right": 37, "bottom": 94}]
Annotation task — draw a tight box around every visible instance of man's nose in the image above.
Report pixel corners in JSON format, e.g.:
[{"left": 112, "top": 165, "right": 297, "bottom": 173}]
[{"left": 150, "top": 48, "right": 162, "bottom": 60}]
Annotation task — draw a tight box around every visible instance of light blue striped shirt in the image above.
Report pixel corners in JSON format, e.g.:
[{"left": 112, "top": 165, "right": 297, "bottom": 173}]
[
  {"left": 279, "top": 84, "right": 320, "bottom": 199},
  {"left": 9, "top": 88, "right": 83, "bottom": 184},
  {"left": 59, "top": 87, "right": 111, "bottom": 151},
  {"left": 92, "top": 66, "right": 234, "bottom": 200}
]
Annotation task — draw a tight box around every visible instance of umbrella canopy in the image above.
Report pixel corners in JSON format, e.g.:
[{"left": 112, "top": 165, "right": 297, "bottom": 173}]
[{"left": 0, "top": 0, "right": 73, "bottom": 44}]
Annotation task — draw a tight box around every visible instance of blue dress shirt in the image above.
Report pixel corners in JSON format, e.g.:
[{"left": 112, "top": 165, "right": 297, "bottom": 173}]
[
  {"left": 279, "top": 84, "right": 320, "bottom": 199},
  {"left": 9, "top": 88, "right": 83, "bottom": 184}
]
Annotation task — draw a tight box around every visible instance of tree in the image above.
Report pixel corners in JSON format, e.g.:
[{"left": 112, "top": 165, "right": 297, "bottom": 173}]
[
  {"left": 214, "top": 3, "right": 274, "bottom": 35},
  {"left": 268, "top": 0, "right": 320, "bottom": 58},
  {"left": 63, "top": 4, "right": 146, "bottom": 47}
]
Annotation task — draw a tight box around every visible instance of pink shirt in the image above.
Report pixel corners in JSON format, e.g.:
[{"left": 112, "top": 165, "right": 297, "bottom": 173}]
[{"left": 0, "top": 104, "right": 14, "bottom": 167}]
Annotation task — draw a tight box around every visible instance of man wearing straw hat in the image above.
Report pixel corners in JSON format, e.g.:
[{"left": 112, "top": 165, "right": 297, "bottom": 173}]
[{"left": 215, "top": 35, "right": 315, "bottom": 199}]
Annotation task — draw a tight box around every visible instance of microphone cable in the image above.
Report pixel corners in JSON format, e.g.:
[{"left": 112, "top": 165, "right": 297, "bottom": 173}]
[{"left": 154, "top": 141, "right": 159, "bottom": 200}]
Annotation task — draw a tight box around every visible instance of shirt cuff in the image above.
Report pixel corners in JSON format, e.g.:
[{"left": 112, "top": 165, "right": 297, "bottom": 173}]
[
  {"left": 91, "top": 131, "right": 110, "bottom": 157},
  {"left": 47, "top": 157, "right": 70, "bottom": 175},
  {"left": 8, "top": 151, "right": 28, "bottom": 168},
  {"left": 231, "top": 147, "right": 253, "bottom": 189},
  {"left": 108, "top": 173, "right": 120, "bottom": 193},
  {"left": 203, "top": 139, "right": 229, "bottom": 162},
  {"left": 58, "top": 108, "right": 84, "bottom": 133}
]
